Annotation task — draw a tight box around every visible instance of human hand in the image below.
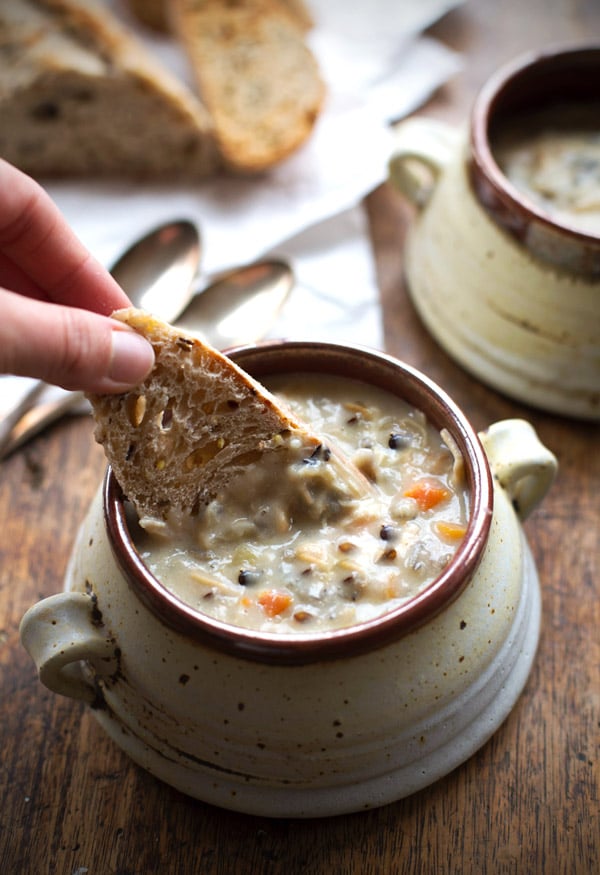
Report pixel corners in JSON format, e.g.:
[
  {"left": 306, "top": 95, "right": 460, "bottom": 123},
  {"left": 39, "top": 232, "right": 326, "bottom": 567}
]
[{"left": 0, "top": 159, "right": 154, "bottom": 393}]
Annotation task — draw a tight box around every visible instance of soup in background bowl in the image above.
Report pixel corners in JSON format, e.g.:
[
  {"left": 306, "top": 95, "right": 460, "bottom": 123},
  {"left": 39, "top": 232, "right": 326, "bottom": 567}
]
[
  {"left": 19, "top": 341, "right": 557, "bottom": 817},
  {"left": 492, "top": 102, "right": 600, "bottom": 236}
]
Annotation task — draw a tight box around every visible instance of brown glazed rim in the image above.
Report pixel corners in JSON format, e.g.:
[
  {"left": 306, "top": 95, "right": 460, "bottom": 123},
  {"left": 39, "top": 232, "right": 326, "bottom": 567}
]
[
  {"left": 104, "top": 341, "right": 493, "bottom": 666},
  {"left": 469, "top": 44, "right": 600, "bottom": 253}
]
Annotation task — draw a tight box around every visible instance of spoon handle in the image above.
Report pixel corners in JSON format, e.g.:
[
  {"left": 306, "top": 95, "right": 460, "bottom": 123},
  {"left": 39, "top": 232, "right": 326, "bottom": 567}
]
[
  {"left": 0, "top": 391, "right": 89, "bottom": 461},
  {"left": 0, "top": 381, "right": 47, "bottom": 458}
]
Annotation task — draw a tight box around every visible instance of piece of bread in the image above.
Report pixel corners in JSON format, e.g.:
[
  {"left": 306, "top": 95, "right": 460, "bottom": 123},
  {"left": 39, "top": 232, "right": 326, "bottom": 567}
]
[
  {"left": 0, "top": 0, "right": 218, "bottom": 179},
  {"left": 88, "top": 309, "right": 372, "bottom": 521},
  {"left": 88, "top": 308, "right": 319, "bottom": 518},
  {"left": 170, "top": 0, "right": 325, "bottom": 173}
]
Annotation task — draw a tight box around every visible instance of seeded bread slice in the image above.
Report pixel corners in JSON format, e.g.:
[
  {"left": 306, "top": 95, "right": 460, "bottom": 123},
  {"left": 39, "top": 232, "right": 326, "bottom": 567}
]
[
  {"left": 87, "top": 309, "right": 313, "bottom": 518},
  {"left": 88, "top": 309, "right": 372, "bottom": 521},
  {"left": 170, "top": 0, "right": 325, "bottom": 173},
  {"left": 0, "top": 0, "right": 218, "bottom": 179}
]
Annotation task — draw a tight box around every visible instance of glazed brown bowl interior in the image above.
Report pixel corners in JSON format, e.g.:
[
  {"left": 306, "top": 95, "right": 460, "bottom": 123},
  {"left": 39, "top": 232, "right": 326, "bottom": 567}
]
[
  {"left": 104, "top": 341, "right": 493, "bottom": 665},
  {"left": 470, "top": 45, "right": 600, "bottom": 256}
]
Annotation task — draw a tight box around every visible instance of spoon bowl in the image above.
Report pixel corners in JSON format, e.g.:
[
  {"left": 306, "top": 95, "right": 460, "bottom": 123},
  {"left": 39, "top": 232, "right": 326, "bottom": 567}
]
[
  {"left": 114, "top": 220, "right": 201, "bottom": 321},
  {"left": 177, "top": 259, "right": 294, "bottom": 346}
]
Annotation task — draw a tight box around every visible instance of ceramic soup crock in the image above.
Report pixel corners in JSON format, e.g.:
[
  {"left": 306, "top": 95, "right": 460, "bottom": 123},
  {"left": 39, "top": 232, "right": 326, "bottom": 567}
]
[
  {"left": 20, "top": 341, "right": 557, "bottom": 818},
  {"left": 389, "top": 45, "right": 600, "bottom": 419}
]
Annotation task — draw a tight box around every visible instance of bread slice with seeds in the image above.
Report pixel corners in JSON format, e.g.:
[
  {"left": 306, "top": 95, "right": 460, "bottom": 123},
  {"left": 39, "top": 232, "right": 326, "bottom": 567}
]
[
  {"left": 170, "top": 0, "right": 325, "bottom": 173},
  {"left": 88, "top": 309, "right": 371, "bottom": 520}
]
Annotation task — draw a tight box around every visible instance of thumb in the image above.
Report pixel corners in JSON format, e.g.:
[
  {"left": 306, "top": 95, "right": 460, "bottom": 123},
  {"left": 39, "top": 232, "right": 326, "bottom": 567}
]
[{"left": 0, "top": 290, "right": 154, "bottom": 393}]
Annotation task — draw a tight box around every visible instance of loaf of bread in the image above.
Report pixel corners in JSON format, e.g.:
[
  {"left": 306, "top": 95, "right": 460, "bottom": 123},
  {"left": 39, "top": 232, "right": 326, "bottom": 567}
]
[
  {"left": 170, "top": 0, "right": 325, "bottom": 173},
  {"left": 0, "top": 0, "right": 218, "bottom": 179},
  {"left": 88, "top": 309, "right": 372, "bottom": 521}
]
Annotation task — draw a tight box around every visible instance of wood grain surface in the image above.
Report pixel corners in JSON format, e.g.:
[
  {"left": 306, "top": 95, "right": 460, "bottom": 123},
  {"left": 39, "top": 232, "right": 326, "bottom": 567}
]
[{"left": 1, "top": 1, "right": 598, "bottom": 873}]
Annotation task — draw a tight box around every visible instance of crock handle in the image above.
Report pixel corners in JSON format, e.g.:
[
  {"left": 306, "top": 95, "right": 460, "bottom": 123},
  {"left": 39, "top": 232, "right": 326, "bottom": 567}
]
[
  {"left": 479, "top": 419, "right": 558, "bottom": 521},
  {"left": 20, "top": 592, "right": 119, "bottom": 704},
  {"left": 388, "top": 118, "right": 459, "bottom": 207}
]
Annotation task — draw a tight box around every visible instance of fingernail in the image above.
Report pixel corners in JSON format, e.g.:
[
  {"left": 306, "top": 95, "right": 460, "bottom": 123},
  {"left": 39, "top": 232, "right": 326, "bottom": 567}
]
[{"left": 108, "top": 330, "right": 154, "bottom": 387}]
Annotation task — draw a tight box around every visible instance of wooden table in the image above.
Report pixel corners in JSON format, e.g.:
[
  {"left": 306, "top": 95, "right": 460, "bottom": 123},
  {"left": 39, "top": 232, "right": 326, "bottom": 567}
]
[{"left": 1, "top": 2, "right": 598, "bottom": 872}]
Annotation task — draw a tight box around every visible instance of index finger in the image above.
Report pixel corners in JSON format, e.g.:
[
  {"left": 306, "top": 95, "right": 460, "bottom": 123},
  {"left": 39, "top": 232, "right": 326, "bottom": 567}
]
[{"left": 0, "top": 159, "right": 130, "bottom": 315}]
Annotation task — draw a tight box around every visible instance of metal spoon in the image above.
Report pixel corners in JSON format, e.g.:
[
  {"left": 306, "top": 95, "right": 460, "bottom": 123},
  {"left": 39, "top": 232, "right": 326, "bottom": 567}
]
[
  {"left": 0, "top": 258, "right": 294, "bottom": 459},
  {"left": 110, "top": 219, "right": 201, "bottom": 322},
  {"left": 177, "top": 258, "right": 293, "bottom": 345},
  {"left": 0, "top": 219, "right": 201, "bottom": 457}
]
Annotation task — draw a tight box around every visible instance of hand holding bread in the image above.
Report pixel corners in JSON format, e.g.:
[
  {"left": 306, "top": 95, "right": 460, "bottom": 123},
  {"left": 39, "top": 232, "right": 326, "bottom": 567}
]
[{"left": 88, "top": 309, "right": 373, "bottom": 522}]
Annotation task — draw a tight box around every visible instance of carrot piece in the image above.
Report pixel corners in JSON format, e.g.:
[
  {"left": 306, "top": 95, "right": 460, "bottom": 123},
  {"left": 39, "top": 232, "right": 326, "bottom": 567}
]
[
  {"left": 404, "top": 478, "right": 450, "bottom": 511},
  {"left": 435, "top": 520, "right": 467, "bottom": 541},
  {"left": 258, "top": 590, "right": 293, "bottom": 617}
]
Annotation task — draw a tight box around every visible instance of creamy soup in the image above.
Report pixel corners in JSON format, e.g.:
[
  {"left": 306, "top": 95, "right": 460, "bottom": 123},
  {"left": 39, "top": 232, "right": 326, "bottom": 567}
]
[
  {"left": 135, "top": 374, "right": 470, "bottom": 633},
  {"left": 493, "top": 103, "right": 600, "bottom": 235}
]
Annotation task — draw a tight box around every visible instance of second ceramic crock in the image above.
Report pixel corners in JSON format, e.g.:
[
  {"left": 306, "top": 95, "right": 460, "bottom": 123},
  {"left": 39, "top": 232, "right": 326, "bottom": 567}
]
[{"left": 389, "top": 46, "right": 600, "bottom": 419}]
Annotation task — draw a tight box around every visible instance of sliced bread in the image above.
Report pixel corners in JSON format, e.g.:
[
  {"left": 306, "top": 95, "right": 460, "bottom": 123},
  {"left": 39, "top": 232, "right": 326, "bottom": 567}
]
[
  {"left": 170, "top": 0, "right": 325, "bottom": 173},
  {"left": 88, "top": 309, "right": 371, "bottom": 521},
  {"left": 0, "top": 0, "right": 218, "bottom": 179}
]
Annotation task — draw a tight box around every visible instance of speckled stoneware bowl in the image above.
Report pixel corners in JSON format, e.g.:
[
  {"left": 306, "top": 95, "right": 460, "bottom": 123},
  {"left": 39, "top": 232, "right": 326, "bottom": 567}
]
[
  {"left": 20, "top": 341, "right": 557, "bottom": 818},
  {"left": 389, "top": 45, "right": 600, "bottom": 419}
]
